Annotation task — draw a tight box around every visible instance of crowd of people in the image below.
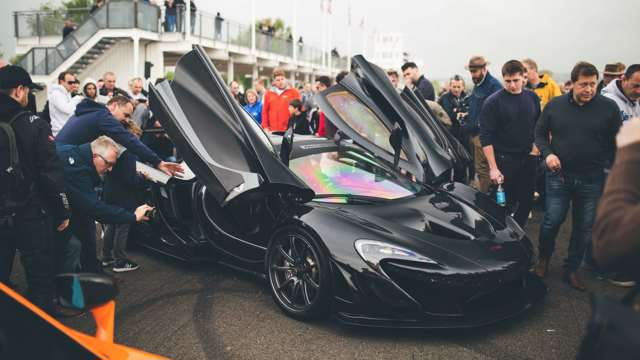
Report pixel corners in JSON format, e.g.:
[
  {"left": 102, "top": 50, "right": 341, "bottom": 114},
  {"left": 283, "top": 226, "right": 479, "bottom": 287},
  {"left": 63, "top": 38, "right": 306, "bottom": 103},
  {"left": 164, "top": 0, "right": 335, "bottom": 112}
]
[
  {"left": 0, "top": 50, "right": 639, "bottom": 318},
  {"left": 0, "top": 65, "right": 181, "bottom": 314}
]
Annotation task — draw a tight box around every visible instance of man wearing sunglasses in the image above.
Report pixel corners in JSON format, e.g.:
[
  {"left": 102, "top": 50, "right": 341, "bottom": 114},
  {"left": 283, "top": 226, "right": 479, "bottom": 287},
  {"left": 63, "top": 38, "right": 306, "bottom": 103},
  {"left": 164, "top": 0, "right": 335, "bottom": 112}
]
[
  {"left": 48, "top": 71, "right": 83, "bottom": 136},
  {"left": 54, "top": 136, "right": 154, "bottom": 273},
  {"left": 602, "top": 64, "right": 640, "bottom": 122}
]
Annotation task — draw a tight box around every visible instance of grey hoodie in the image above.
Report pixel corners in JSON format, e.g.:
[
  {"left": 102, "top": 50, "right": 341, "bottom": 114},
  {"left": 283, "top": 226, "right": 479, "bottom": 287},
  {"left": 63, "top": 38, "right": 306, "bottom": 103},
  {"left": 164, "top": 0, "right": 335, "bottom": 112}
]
[{"left": 602, "top": 79, "right": 640, "bottom": 122}]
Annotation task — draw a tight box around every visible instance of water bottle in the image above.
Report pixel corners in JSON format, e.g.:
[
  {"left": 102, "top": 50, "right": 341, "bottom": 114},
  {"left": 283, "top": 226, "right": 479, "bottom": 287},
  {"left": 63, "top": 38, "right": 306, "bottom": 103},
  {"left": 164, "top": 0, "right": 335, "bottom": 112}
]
[{"left": 496, "top": 184, "right": 506, "bottom": 207}]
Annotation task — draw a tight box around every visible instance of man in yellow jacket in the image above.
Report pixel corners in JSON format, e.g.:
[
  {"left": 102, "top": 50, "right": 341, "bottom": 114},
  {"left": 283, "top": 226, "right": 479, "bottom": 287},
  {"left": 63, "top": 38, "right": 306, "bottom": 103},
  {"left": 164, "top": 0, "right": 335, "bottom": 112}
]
[{"left": 523, "top": 58, "right": 562, "bottom": 109}]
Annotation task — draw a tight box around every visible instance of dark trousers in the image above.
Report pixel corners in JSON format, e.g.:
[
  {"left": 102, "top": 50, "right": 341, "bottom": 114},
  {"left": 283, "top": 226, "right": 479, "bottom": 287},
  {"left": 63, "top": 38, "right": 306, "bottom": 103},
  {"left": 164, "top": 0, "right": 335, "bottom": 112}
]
[
  {"left": 492, "top": 153, "right": 536, "bottom": 227},
  {"left": 54, "top": 214, "right": 100, "bottom": 273},
  {"left": 538, "top": 171, "right": 605, "bottom": 273},
  {"left": 0, "top": 214, "right": 54, "bottom": 311},
  {"left": 102, "top": 223, "right": 131, "bottom": 261}
]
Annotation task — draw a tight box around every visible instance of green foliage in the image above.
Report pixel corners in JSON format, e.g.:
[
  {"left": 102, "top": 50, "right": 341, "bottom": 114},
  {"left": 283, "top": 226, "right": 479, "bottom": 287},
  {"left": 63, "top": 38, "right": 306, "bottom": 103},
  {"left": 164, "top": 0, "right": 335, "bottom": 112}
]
[
  {"left": 165, "top": 71, "right": 174, "bottom": 81},
  {"left": 255, "top": 17, "right": 292, "bottom": 38},
  {"left": 26, "top": 0, "right": 91, "bottom": 37}
]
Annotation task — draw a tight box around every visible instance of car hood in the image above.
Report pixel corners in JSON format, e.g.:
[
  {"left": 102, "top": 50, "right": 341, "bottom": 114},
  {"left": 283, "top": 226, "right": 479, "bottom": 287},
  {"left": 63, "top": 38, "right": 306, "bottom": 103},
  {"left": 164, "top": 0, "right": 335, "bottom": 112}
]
[
  {"left": 325, "top": 188, "right": 527, "bottom": 271},
  {"left": 149, "top": 46, "right": 313, "bottom": 207},
  {"left": 314, "top": 55, "right": 455, "bottom": 184}
]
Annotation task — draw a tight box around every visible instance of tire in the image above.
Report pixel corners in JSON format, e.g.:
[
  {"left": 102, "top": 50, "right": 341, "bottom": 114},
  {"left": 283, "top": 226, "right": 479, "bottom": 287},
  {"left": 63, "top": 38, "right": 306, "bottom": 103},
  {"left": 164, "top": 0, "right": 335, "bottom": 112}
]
[{"left": 266, "top": 226, "right": 331, "bottom": 320}]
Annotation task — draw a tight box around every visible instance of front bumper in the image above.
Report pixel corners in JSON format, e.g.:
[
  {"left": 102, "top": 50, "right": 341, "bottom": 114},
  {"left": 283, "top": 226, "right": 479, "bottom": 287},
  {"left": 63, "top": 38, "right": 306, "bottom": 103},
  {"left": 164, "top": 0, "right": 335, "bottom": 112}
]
[{"left": 333, "top": 272, "right": 547, "bottom": 329}]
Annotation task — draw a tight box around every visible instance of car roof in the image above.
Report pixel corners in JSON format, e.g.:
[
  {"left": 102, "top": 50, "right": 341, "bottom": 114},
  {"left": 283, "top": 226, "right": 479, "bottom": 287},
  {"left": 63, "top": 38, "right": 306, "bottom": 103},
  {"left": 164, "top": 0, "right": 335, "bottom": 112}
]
[{"left": 268, "top": 134, "right": 341, "bottom": 159}]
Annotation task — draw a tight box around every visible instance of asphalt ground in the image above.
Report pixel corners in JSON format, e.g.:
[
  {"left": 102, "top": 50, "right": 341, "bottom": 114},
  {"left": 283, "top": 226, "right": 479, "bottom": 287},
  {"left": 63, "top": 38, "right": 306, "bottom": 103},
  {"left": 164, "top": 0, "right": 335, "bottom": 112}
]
[{"left": 9, "top": 210, "right": 628, "bottom": 360}]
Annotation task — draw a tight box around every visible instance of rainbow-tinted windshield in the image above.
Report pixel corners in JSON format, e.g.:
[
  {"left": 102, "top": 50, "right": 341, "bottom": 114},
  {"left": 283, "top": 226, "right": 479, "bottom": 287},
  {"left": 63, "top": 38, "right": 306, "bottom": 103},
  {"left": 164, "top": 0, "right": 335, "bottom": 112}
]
[{"left": 289, "top": 150, "right": 421, "bottom": 202}]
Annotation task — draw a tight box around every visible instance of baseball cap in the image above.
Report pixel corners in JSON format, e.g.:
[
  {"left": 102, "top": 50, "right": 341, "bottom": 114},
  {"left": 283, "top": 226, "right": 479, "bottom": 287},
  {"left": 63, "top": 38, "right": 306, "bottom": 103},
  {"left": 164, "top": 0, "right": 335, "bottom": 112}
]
[{"left": 0, "top": 65, "right": 43, "bottom": 91}]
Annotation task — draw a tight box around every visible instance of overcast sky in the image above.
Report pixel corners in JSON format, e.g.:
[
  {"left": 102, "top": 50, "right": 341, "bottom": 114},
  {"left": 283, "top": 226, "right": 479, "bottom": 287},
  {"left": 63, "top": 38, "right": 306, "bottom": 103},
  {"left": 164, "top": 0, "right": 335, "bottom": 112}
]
[{"left": 2, "top": 0, "right": 638, "bottom": 80}]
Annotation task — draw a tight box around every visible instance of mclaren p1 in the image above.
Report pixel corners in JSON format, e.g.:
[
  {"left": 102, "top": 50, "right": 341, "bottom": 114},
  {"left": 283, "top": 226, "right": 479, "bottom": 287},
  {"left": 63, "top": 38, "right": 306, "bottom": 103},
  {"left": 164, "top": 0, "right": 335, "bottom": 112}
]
[{"left": 135, "top": 46, "right": 546, "bottom": 328}]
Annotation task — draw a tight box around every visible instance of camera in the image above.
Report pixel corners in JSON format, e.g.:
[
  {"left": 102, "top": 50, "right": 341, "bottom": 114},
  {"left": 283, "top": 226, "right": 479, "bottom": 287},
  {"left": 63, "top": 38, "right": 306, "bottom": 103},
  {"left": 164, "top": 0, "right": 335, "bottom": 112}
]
[{"left": 452, "top": 97, "right": 469, "bottom": 125}]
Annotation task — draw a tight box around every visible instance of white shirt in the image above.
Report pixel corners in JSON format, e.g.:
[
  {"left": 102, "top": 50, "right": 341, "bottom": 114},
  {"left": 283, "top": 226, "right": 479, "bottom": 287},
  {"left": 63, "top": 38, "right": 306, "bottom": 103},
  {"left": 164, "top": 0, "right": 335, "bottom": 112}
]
[{"left": 48, "top": 83, "right": 83, "bottom": 136}]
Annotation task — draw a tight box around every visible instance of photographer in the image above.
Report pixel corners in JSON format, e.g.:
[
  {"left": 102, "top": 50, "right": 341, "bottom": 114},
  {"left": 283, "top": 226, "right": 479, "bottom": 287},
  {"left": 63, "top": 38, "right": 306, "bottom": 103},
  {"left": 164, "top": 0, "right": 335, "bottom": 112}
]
[{"left": 54, "top": 136, "right": 153, "bottom": 273}]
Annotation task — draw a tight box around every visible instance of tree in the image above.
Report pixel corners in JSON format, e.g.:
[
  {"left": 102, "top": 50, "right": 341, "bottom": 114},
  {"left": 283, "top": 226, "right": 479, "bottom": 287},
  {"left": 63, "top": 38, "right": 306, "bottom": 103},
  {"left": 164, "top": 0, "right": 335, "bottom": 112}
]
[{"left": 26, "top": 0, "right": 91, "bottom": 37}]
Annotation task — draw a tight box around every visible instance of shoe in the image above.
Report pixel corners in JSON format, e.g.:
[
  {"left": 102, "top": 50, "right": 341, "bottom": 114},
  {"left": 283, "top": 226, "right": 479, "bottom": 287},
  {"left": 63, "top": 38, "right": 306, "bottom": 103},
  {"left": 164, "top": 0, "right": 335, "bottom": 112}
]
[
  {"left": 563, "top": 272, "right": 586, "bottom": 291},
  {"left": 604, "top": 273, "right": 636, "bottom": 288},
  {"left": 532, "top": 257, "right": 550, "bottom": 278},
  {"left": 101, "top": 258, "right": 115, "bottom": 267},
  {"left": 112, "top": 259, "right": 139, "bottom": 273}
]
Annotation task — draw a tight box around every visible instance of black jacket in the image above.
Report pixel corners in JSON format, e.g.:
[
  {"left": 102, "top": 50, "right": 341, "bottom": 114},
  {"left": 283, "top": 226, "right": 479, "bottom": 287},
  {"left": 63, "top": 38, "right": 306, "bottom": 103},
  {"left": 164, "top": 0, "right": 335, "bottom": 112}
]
[
  {"left": 0, "top": 93, "right": 70, "bottom": 221},
  {"left": 415, "top": 75, "right": 436, "bottom": 101},
  {"left": 56, "top": 143, "right": 136, "bottom": 224}
]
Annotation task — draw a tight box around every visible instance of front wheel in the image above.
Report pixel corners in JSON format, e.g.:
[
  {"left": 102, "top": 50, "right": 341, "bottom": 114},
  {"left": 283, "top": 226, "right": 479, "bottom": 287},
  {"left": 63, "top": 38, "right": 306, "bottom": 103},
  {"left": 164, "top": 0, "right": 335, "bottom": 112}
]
[{"left": 266, "top": 226, "right": 331, "bottom": 320}]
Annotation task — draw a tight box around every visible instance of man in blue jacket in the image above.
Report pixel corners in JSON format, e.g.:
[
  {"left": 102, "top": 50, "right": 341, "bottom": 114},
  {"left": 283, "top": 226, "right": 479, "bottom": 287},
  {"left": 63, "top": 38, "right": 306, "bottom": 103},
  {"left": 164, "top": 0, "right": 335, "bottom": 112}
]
[
  {"left": 56, "top": 95, "right": 182, "bottom": 177},
  {"left": 464, "top": 56, "right": 503, "bottom": 194},
  {"left": 55, "top": 136, "right": 153, "bottom": 272}
]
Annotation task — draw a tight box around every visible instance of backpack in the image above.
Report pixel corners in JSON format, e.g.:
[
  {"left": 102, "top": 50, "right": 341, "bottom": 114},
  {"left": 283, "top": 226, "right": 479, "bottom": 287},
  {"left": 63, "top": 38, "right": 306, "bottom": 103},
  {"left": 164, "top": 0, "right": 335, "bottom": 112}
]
[{"left": 0, "top": 111, "right": 30, "bottom": 226}]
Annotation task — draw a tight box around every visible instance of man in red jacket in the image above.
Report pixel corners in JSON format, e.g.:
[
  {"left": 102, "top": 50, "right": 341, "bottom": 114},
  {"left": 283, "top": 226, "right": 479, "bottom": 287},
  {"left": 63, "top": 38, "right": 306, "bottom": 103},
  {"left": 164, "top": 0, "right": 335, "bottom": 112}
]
[{"left": 262, "top": 68, "right": 300, "bottom": 132}]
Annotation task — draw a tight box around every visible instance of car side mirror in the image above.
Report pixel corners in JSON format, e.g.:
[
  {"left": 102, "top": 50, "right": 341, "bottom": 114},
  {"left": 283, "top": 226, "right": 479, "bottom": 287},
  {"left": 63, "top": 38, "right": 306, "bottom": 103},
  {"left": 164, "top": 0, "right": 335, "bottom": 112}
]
[
  {"left": 279, "top": 125, "right": 295, "bottom": 166},
  {"left": 389, "top": 124, "right": 403, "bottom": 170},
  {"left": 55, "top": 273, "right": 118, "bottom": 311}
]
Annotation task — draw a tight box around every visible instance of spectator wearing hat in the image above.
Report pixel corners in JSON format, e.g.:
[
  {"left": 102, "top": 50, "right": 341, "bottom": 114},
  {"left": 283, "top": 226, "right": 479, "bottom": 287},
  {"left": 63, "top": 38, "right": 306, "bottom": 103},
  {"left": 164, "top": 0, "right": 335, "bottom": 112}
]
[
  {"left": 464, "top": 56, "right": 503, "bottom": 194},
  {"left": 602, "top": 64, "right": 640, "bottom": 122},
  {"left": 597, "top": 62, "right": 625, "bottom": 94},
  {"left": 0, "top": 65, "right": 70, "bottom": 313}
]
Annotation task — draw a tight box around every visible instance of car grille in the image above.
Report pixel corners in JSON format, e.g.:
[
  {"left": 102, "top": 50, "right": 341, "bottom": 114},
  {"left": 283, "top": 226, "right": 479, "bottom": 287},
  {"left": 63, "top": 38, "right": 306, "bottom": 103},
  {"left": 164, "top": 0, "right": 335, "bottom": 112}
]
[{"left": 381, "top": 259, "right": 529, "bottom": 316}]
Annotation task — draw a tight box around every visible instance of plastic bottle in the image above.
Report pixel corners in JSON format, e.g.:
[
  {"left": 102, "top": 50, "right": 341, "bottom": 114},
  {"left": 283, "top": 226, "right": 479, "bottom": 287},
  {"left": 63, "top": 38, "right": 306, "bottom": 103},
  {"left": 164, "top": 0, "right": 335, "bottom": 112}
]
[{"left": 496, "top": 184, "right": 506, "bottom": 207}]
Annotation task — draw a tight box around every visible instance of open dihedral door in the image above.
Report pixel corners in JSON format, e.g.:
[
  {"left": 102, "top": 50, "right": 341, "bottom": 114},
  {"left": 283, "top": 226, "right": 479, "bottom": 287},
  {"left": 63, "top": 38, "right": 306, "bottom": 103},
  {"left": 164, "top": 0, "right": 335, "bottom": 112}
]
[
  {"left": 149, "top": 46, "right": 313, "bottom": 208},
  {"left": 314, "top": 55, "right": 455, "bottom": 183}
]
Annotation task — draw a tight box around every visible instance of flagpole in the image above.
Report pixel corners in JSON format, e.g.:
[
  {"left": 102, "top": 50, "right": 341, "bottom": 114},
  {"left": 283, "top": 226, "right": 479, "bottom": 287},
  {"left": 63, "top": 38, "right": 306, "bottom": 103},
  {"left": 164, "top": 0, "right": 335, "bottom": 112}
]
[
  {"left": 320, "top": 0, "right": 326, "bottom": 68},
  {"left": 328, "top": 0, "right": 333, "bottom": 71},
  {"left": 347, "top": 0, "right": 352, "bottom": 70}
]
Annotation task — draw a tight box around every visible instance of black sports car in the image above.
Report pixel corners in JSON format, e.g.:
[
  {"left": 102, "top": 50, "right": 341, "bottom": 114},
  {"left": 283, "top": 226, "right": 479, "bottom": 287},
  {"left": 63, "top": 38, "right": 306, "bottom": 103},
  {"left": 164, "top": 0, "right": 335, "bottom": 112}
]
[{"left": 138, "top": 46, "right": 546, "bottom": 328}]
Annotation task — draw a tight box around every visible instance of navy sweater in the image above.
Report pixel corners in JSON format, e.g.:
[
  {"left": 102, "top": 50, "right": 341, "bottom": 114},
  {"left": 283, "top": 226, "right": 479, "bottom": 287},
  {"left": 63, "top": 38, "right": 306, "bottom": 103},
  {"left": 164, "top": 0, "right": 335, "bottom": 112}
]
[
  {"left": 535, "top": 93, "right": 622, "bottom": 175},
  {"left": 56, "top": 99, "right": 161, "bottom": 166},
  {"left": 479, "top": 89, "right": 541, "bottom": 155}
]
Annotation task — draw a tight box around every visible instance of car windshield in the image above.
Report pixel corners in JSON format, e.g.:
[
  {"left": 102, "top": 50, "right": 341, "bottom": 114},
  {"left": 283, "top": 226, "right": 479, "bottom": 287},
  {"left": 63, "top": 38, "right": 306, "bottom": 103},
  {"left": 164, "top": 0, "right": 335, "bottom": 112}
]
[{"left": 289, "top": 149, "right": 422, "bottom": 202}]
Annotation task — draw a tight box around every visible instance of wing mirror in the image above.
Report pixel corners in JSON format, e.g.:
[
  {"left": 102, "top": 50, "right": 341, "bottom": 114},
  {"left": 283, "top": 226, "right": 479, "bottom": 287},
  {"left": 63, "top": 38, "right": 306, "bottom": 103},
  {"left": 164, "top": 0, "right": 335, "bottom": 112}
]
[
  {"left": 55, "top": 273, "right": 118, "bottom": 311},
  {"left": 389, "top": 124, "right": 403, "bottom": 170},
  {"left": 279, "top": 125, "right": 295, "bottom": 166}
]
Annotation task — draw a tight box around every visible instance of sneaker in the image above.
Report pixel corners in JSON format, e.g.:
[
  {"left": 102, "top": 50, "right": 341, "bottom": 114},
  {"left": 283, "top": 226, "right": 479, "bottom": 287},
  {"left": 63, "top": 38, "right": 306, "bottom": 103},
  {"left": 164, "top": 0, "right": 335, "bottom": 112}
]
[
  {"left": 604, "top": 273, "right": 636, "bottom": 288},
  {"left": 112, "top": 259, "right": 140, "bottom": 273},
  {"left": 101, "top": 258, "right": 115, "bottom": 267}
]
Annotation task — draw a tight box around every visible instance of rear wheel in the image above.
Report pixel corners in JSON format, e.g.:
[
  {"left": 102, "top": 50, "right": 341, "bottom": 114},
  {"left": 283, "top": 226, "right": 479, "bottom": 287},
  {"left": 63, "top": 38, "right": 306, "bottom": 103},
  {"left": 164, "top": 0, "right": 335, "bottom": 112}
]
[{"left": 266, "top": 227, "right": 331, "bottom": 320}]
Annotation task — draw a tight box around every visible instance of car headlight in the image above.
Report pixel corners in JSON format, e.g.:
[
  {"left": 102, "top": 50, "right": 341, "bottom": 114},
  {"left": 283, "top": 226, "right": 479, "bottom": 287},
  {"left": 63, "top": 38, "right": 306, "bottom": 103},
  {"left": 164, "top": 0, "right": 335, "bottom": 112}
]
[{"left": 354, "top": 239, "right": 437, "bottom": 267}]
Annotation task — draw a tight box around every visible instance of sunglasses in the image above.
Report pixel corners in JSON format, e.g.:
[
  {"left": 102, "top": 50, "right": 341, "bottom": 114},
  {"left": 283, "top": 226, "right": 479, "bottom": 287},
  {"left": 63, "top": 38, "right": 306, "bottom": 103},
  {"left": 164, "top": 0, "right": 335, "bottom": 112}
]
[
  {"left": 67, "top": 80, "right": 79, "bottom": 85},
  {"left": 96, "top": 153, "right": 117, "bottom": 167}
]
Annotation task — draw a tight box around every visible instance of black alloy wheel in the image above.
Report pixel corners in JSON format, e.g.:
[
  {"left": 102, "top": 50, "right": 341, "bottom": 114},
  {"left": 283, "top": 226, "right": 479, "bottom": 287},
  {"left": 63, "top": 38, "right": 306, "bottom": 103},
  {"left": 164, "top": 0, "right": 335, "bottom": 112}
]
[{"left": 266, "top": 227, "right": 331, "bottom": 320}]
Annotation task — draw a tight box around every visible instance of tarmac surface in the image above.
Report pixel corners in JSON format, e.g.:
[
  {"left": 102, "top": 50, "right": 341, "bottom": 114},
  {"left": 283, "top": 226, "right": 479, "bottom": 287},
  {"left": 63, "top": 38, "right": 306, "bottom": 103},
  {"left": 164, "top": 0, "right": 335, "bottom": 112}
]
[{"left": 10, "top": 210, "right": 628, "bottom": 360}]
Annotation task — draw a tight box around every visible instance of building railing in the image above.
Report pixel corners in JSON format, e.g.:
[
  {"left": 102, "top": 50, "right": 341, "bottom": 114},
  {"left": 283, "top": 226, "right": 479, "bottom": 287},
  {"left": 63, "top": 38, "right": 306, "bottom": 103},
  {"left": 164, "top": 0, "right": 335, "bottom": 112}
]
[
  {"left": 17, "top": 1, "right": 160, "bottom": 75},
  {"left": 14, "top": 1, "right": 347, "bottom": 76}
]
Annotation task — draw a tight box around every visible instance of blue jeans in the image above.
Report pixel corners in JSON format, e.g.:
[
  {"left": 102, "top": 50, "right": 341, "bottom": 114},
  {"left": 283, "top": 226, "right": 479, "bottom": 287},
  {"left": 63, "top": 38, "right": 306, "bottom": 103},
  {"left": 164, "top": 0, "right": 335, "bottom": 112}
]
[
  {"left": 165, "top": 15, "right": 176, "bottom": 32},
  {"left": 538, "top": 171, "right": 605, "bottom": 272}
]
